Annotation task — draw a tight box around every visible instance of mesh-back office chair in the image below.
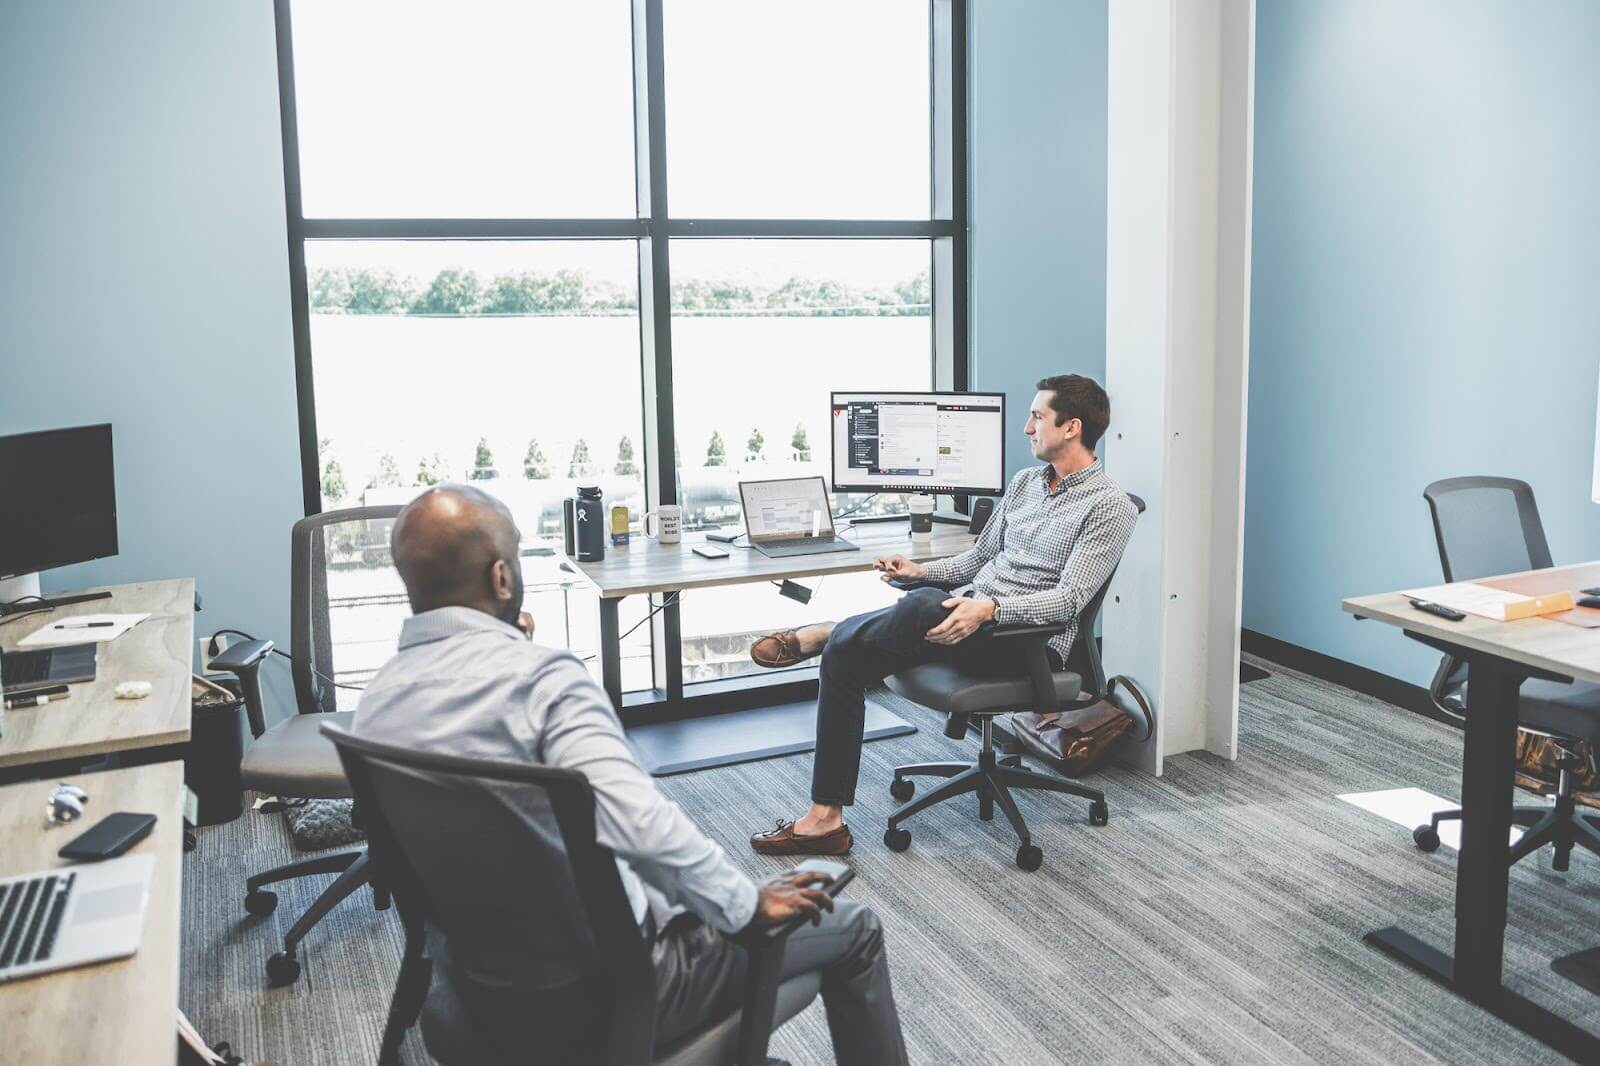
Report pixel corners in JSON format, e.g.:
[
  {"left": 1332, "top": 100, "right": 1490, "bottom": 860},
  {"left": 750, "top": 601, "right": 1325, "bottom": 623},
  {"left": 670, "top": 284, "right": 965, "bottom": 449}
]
[
  {"left": 320, "top": 722, "right": 824, "bottom": 1066},
  {"left": 1414, "top": 477, "right": 1600, "bottom": 868},
  {"left": 208, "top": 505, "right": 406, "bottom": 986},
  {"left": 882, "top": 494, "right": 1148, "bottom": 871}
]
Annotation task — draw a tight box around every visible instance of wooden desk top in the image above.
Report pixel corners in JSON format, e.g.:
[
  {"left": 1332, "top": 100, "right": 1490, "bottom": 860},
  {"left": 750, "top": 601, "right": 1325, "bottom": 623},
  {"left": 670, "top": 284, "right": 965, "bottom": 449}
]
[
  {"left": 1343, "top": 562, "right": 1600, "bottom": 686},
  {"left": 567, "top": 521, "right": 981, "bottom": 598},
  {"left": 0, "top": 762, "right": 184, "bottom": 1066},
  {"left": 0, "top": 579, "right": 194, "bottom": 769}
]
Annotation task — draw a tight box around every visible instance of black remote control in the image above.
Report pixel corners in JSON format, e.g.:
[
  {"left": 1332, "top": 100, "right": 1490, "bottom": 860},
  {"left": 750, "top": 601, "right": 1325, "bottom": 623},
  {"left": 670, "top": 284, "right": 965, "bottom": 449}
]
[{"left": 1410, "top": 598, "right": 1466, "bottom": 621}]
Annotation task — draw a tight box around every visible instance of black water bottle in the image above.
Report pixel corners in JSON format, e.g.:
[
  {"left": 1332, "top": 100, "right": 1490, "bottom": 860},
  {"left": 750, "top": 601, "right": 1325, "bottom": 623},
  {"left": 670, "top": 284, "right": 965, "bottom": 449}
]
[{"left": 564, "top": 485, "right": 607, "bottom": 561}]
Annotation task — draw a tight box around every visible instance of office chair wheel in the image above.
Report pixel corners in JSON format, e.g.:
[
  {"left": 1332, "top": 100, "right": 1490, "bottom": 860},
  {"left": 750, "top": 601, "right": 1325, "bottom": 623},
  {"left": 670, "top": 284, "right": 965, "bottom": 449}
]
[
  {"left": 1015, "top": 844, "right": 1043, "bottom": 872},
  {"left": 883, "top": 827, "right": 911, "bottom": 852},
  {"left": 1412, "top": 825, "right": 1441, "bottom": 853},
  {"left": 890, "top": 777, "right": 915, "bottom": 802},
  {"left": 1089, "top": 801, "right": 1109, "bottom": 827},
  {"left": 266, "top": 952, "right": 302, "bottom": 987},
  {"left": 244, "top": 889, "right": 279, "bottom": 916}
]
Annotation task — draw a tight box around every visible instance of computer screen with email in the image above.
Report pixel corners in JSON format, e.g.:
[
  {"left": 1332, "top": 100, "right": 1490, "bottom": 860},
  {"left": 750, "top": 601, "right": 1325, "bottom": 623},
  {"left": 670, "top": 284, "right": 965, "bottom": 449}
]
[
  {"left": 739, "top": 477, "right": 835, "bottom": 542},
  {"left": 830, "top": 391, "right": 1006, "bottom": 495}
]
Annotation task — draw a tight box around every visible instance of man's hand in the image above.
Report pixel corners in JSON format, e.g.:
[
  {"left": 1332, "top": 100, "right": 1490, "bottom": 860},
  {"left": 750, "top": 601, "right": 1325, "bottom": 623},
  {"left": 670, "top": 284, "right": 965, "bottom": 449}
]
[
  {"left": 753, "top": 870, "right": 836, "bottom": 927},
  {"left": 926, "top": 597, "right": 997, "bottom": 645},
  {"left": 874, "top": 554, "right": 928, "bottom": 585},
  {"left": 516, "top": 611, "right": 535, "bottom": 639}
]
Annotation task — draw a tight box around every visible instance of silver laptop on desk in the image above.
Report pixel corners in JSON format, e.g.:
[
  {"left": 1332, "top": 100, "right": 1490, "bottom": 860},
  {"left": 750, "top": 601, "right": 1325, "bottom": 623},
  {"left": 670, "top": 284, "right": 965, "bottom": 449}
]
[
  {"left": 0, "top": 853, "right": 154, "bottom": 983},
  {"left": 738, "top": 476, "right": 860, "bottom": 559}
]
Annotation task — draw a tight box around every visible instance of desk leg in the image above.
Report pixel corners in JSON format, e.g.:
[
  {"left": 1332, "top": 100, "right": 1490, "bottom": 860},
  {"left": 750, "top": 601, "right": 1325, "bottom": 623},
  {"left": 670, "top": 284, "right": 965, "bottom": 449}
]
[
  {"left": 1363, "top": 653, "right": 1600, "bottom": 1061},
  {"left": 1453, "top": 656, "right": 1521, "bottom": 993},
  {"left": 599, "top": 597, "right": 622, "bottom": 711},
  {"left": 662, "top": 593, "right": 683, "bottom": 703}
]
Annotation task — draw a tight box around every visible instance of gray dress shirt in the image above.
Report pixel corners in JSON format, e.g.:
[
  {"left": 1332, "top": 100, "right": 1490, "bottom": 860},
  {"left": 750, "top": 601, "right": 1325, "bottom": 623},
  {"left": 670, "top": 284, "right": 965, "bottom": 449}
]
[
  {"left": 922, "top": 458, "right": 1138, "bottom": 664},
  {"left": 351, "top": 606, "right": 758, "bottom": 934}
]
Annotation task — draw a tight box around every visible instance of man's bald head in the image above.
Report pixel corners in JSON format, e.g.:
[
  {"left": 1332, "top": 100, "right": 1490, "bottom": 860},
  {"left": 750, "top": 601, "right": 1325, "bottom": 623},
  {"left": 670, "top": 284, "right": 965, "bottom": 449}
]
[{"left": 391, "top": 485, "right": 522, "bottom": 617}]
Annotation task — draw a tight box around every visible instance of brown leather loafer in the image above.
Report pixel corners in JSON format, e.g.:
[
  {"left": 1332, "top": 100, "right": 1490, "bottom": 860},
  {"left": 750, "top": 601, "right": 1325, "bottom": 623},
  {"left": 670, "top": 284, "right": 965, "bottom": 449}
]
[
  {"left": 750, "top": 629, "right": 823, "bottom": 669},
  {"left": 750, "top": 819, "right": 853, "bottom": 856}
]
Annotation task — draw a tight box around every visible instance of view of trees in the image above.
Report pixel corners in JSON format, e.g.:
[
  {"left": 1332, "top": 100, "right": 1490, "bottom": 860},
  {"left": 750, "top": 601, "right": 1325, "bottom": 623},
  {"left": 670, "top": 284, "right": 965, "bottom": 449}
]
[
  {"left": 523, "top": 437, "right": 550, "bottom": 480},
  {"left": 791, "top": 424, "right": 811, "bottom": 462},
  {"left": 470, "top": 437, "right": 497, "bottom": 480},
  {"left": 308, "top": 266, "right": 931, "bottom": 318},
  {"left": 704, "top": 431, "right": 727, "bottom": 467},
  {"left": 745, "top": 427, "right": 765, "bottom": 462},
  {"left": 567, "top": 438, "right": 592, "bottom": 478},
  {"left": 614, "top": 435, "right": 637, "bottom": 476}
]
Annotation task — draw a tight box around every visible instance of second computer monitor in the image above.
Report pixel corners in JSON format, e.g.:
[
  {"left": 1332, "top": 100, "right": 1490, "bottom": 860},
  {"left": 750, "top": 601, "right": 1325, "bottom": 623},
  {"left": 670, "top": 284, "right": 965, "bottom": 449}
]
[{"left": 830, "top": 391, "right": 1006, "bottom": 496}]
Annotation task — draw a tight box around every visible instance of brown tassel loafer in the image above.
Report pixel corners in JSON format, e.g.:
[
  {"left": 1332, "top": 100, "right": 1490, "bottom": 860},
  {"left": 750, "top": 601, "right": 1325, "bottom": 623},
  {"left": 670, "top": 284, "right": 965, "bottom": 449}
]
[
  {"left": 750, "top": 819, "right": 854, "bottom": 856},
  {"left": 750, "top": 629, "right": 824, "bottom": 669}
]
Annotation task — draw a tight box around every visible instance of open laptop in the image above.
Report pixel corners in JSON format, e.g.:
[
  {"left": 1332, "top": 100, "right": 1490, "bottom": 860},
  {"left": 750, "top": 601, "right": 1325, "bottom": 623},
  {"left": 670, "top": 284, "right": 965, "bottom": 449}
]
[
  {"left": 0, "top": 853, "right": 154, "bottom": 983},
  {"left": 1, "top": 643, "right": 98, "bottom": 696},
  {"left": 738, "top": 476, "right": 860, "bottom": 559}
]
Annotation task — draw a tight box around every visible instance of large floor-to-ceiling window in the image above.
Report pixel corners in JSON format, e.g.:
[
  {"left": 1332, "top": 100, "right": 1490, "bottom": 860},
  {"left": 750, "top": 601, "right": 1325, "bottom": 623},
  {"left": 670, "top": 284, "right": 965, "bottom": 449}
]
[{"left": 276, "top": 0, "right": 966, "bottom": 702}]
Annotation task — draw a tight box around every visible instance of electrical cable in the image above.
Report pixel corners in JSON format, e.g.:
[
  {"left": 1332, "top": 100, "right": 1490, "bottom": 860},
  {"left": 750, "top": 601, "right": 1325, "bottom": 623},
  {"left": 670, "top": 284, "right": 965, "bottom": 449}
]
[
  {"left": 207, "top": 627, "right": 368, "bottom": 693},
  {"left": 579, "top": 592, "right": 680, "bottom": 662},
  {"left": 830, "top": 492, "right": 881, "bottom": 521}
]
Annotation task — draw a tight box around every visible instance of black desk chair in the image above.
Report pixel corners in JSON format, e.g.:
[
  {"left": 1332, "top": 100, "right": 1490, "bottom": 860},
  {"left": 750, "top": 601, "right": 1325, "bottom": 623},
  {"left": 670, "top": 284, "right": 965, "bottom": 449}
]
[
  {"left": 881, "top": 494, "right": 1147, "bottom": 871},
  {"left": 1413, "top": 477, "right": 1600, "bottom": 868},
  {"left": 208, "top": 505, "right": 403, "bottom": 986},
  {"left": 321, "top": 721, "right": 823, "bottom": 1066}
]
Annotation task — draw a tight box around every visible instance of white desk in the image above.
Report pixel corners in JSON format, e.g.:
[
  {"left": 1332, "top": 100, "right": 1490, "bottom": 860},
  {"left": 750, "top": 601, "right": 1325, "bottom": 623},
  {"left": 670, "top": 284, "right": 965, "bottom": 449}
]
[
  {"left": 0, "top": 762, "right": 185, "bottom": 1066},
  {"left": 1345, "top": 563, "right": 1600, "bottom": 1061},
  {"left": 566, "top": 521, "right": 978, "bottom": 707},
  {"left": 0, "top": 580, "right": 194, "bottom": 770},
  {"left": 567, "top": 520, "right": 979, "bottom": 774}
]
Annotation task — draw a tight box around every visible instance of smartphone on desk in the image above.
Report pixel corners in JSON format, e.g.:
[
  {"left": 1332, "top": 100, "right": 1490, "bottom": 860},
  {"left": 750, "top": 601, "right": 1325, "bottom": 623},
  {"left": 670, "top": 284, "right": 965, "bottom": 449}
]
[{"left": 59, "top": 812, "right": 157, "bottom": 862}]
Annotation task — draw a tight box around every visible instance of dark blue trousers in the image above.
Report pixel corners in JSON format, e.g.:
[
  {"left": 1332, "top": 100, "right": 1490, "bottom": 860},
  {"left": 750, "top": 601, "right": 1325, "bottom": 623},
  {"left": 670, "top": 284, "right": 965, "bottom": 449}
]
[{"left": 810, "top": 588, "right": 1040, "bottom": 806}]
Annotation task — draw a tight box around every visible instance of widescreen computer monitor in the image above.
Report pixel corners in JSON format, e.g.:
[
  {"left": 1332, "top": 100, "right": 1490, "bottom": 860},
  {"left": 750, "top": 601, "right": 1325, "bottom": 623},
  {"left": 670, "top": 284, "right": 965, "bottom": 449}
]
[
  {"left": 830, "top": 391, "right": 1006, "bottom": 496},
  {"left": 0, "top": 424, "right": 118, "bottom": 578}
]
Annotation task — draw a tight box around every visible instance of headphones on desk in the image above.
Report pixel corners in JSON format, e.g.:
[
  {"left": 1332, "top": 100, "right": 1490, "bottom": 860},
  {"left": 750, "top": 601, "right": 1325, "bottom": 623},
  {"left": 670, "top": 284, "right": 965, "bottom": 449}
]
[{"left": 47, "top": 782, "right": 88, "bottom": 825}]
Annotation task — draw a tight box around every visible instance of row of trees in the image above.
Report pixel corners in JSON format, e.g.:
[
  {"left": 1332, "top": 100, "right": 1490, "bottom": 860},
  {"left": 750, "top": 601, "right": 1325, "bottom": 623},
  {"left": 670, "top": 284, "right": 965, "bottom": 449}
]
[
  {"left": 309, "top": 267, "right": 931, "bottom": 318},
  {"left": 319, "top": 425, "right": 815, "bottom": 502}
]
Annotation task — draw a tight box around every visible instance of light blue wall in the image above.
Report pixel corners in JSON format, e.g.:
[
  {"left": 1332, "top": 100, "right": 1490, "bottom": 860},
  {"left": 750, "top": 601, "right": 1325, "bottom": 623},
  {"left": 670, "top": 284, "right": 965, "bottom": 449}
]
[
  {"left": 1246, "top": 1, "right": 1600, "bottom": 683},
  {"left": 969, "top": 0, "right": 1108, "bottom": 478},
  {"left": 1, "top": 3, "right": 304, "bottom": 680}
]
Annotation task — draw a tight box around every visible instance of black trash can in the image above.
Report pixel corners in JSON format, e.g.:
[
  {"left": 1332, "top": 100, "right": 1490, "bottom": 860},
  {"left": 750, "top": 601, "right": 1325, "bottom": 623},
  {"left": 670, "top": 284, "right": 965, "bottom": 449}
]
[{"left": 185, "top": 676, "right": 245, "bottom": 826}]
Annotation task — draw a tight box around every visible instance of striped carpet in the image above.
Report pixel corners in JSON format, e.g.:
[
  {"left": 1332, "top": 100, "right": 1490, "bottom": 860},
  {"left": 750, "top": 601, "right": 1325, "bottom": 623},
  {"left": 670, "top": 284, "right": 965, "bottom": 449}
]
[{"left": 179, "top": 655, "right": 1600, "bottom": 1064}]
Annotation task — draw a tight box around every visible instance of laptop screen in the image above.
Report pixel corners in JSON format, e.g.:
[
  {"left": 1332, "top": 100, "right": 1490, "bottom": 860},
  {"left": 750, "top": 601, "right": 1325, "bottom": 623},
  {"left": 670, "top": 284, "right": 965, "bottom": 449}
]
[{"left": 739, "top": 477, "right": 835, "bottom": 543}]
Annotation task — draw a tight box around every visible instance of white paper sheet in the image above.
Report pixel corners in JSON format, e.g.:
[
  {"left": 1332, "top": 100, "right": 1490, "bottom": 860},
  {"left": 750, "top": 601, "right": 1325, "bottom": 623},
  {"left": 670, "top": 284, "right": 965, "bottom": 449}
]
[
  {"left": 1403, "top": 583, "right": 1532, "bottom": 621},
  {"left": 16, "top": 612, "right": 150, "bottom": 648}
]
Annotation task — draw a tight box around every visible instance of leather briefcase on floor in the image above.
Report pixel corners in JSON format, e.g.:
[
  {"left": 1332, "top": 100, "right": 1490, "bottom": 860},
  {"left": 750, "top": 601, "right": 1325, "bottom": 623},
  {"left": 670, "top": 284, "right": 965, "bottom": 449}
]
[
  {"left": 1514, "top": 731, "right": 1600, "bottom": 810},
  {"left": 1009, "top": 675, "right": 1151, "bottom": 777}
]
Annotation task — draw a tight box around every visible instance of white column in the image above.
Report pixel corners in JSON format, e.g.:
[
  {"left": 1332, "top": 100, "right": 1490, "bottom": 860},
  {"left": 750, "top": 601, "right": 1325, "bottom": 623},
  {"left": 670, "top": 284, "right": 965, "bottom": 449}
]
[{"left": 1101, "top": 0, "right": 1255, "bottom": 773}]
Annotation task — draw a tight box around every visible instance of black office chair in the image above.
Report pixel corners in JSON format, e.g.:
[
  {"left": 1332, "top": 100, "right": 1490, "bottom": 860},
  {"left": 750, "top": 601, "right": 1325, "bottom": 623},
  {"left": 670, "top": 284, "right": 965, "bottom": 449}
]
[
  {"left": 209, "top": 505, "right": 404, "bottom": 985},
  {"left": 321, "top": 721, "right": 824, "bottom": 1066},
  {"left": 1413, "top": 477, "right": 1600, "bottom": 869},
  {"left": 881, "top": 494, "right": 1148, "bottom": 871}
]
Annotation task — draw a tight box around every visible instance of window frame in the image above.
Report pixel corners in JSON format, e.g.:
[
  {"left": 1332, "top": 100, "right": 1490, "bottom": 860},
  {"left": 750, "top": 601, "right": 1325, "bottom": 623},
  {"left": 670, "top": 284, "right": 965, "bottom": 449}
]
[{"left": 273, "top": 0, "right": 969, "bottom": 712}]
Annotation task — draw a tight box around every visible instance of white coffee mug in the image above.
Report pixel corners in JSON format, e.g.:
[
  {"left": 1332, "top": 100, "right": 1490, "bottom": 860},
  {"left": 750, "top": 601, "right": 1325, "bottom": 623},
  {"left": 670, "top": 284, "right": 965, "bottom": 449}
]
[
  {"left": 908, "top": 493, "right": 935, "bottom": 544},
  {"left": 643, "top": 505, "right": 683, "bottom": 544}
]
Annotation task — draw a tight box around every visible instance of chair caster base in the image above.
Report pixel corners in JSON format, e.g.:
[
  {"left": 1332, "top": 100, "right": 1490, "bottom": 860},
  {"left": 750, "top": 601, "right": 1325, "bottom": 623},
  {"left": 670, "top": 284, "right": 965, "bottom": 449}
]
[
  {"left": 266, "top": 951, "right": 301, "bottom": 987},
  {"left": 1089, "top": 801, "right": 1109, "bottom": 826},
  {"left": 890, "top": 777, "right": 914, "bottom": 802},
  {"left": 884, "top": 827, "right": 911, "bottom": 852},
  {"left": 1413, "top": 825, "right": 1441, "bottom": 852},
  {"left": 1015, "top": 843, "right": 1043, "bottom": 871}
]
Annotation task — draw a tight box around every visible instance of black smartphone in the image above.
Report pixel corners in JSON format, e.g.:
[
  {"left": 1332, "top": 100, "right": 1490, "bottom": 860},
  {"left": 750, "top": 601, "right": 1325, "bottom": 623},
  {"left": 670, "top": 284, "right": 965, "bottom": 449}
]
[{"left": 58, "top": 811, "right": 158, "bottom": 862}]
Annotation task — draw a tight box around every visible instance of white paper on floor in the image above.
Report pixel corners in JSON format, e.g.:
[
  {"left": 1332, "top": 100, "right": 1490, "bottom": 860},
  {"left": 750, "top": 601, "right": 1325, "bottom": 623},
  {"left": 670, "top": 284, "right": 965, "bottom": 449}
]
[{"left": 1337, "top": 787, "right": 1531, "bottom": 851}]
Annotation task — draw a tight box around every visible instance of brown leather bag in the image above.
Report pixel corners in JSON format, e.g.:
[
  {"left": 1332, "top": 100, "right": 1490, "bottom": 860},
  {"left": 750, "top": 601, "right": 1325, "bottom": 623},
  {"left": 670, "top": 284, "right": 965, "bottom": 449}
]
[
  {"left": 1515, "top": 731, "right": 1600, "bottom": 809},
  {"left": 1009, "top": 675, "right": 1152, "bottom": 777}
]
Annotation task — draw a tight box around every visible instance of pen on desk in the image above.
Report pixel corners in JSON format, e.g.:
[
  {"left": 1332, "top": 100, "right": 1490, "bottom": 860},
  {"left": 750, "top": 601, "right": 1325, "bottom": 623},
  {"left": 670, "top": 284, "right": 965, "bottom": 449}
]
[
  {"left": 58, "top": 620, "right": 115, "bottom": 629},
  {"left": 4, "top": 689, "right": 70, "bottom": 710}
]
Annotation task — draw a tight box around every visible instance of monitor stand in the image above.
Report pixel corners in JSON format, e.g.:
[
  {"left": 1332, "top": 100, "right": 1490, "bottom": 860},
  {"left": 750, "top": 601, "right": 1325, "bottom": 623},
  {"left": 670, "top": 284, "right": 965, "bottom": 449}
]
[
  {"left": 844, "top": 510, "right": 971, "bottom": 526},
  {"left": 0, "top": 573, "right": 112, "bottom": 617}
]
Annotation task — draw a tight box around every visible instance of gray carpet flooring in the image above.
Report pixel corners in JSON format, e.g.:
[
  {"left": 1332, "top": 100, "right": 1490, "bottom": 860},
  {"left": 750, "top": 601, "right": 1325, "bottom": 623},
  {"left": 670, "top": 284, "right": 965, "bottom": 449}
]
[{"left": 180, "top": 655, "right": 1600, "bottom": 1064}]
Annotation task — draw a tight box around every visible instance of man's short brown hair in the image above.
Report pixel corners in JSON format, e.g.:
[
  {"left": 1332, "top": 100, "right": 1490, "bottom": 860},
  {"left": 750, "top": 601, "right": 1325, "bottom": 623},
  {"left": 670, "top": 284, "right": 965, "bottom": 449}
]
[{"left": 1036, "top": 374, "right": 1111, "bottom": 450}]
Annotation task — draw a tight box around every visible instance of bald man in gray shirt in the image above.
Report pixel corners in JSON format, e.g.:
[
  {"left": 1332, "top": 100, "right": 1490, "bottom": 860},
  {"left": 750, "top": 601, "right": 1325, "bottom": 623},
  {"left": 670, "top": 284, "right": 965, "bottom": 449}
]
[{"left": 353, "top": 485, "right": 907, "bottom": 1065}]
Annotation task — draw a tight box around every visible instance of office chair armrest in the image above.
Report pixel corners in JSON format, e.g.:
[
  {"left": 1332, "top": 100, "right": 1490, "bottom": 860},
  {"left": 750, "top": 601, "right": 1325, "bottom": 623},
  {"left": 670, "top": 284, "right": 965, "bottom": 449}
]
[
  {"left": 987, "top": 621, "right": 1069, "bottom": 641},
  {"left": 885, "top": 576, "right": 961, "bottom": 593},
  {"left": 207, "top": 638, "right": 274, "bottom": 739},
  {"left": 985, "top": 621, "right": 1069, "bottom": 715},
  {"left": 726, "top": 913, "right": 813, "bottom": 1066}
]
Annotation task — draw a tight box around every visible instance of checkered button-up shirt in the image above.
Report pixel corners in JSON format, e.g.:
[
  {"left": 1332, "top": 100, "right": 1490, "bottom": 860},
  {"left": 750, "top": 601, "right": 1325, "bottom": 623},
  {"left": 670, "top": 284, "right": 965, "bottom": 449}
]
[{"left": 922, "top": 459, "right": 1138, "bottom": 665}]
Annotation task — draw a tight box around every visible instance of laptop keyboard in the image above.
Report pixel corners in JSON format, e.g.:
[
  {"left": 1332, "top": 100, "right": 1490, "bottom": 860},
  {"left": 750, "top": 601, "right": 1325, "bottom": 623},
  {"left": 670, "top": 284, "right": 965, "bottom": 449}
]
[
  {"left": 1, "top": 651, "right": 50, "bottom": 686},
  {"left": 0, "top": 873, "right": 76, "bottom": 971}
]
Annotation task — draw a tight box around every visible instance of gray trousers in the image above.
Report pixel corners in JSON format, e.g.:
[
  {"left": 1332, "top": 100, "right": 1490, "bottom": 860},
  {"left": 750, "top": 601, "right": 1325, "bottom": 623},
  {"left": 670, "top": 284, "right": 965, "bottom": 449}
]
[{"left": 653, "top": 899, "right": 909, "bottom": 1066}]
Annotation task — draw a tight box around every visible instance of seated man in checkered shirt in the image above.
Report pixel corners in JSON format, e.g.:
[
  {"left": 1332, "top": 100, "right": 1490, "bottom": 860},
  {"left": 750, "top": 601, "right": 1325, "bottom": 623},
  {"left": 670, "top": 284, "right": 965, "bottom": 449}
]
[{"left": 748, "top": 374, "right": 1139, "bottom": 857}]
